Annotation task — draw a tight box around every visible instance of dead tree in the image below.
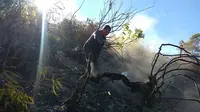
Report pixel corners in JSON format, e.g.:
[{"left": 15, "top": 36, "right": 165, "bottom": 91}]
[
  {"left": 97, "top": 0, "right": 155, "bottom": 32},
  {"left": 99, "top": 44, "right": 200, "bottom": 111}
]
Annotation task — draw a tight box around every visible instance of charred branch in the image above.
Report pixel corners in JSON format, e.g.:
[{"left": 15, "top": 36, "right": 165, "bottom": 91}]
[{"left": 157, "top": 97, "right": 200, "bottom": 104}]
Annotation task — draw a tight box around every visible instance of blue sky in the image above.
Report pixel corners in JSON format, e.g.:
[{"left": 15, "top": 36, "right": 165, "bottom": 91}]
[{"left": 74, "top": 0, "right": 200, "bottom": 53}]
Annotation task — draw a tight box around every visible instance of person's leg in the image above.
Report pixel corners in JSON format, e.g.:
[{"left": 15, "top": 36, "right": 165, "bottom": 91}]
[
  {"left": 83, "top": 46, "right": 100, "bottom": 82},
  {"left": 83, "top": 46, "right": 89, "bottom": 61},
  {"left": 90, "top": 53, "right": 100, "bottom": 78}
]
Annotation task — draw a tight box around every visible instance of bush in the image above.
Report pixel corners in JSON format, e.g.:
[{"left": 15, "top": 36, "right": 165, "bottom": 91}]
[{"left": 0, "top": 70, "right": 34, "bottom": 112}]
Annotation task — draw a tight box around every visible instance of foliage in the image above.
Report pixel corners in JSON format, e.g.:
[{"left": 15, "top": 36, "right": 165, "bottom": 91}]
[
  {"left": 115, "top": 23, "right": 144, "bottom": 45},
  {"left": 106, "top": 23, "right": 145, "bottom": 57},
  {"left": 57, "top": 19, "right": 98, "bottom": 51},
  {"left": 0, "top": 70, "right": 34, "bottom": 112},
  {"left": 180, "top": 33, "right": 200, "bottom": 55},
  {"left": 0, "top": 1, "right": 37, "bottom": 111},
  {"left": 0, "top": 0, "right": 41, "bottom": 80},
  {"left": 41, "top": 68, "right": 63, "bottom": 96},
  {"left": 121, "top": 23, "right": 144, "bottom": 43},
  {"left": 21, "top": 3, "right": 38, "bottom": 25}
]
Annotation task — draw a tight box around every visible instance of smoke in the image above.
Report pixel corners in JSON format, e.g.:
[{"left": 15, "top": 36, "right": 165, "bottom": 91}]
[
  {"left": 94, "top": 41, "right": 158, "bottom": 105},
  {"left": 96, "top": 40, "right": 200, "bottom": 111}
]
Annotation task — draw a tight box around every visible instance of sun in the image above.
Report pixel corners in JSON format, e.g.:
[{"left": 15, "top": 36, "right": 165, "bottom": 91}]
[{"left": 34, "top": 0, "right": 55, "bottom": 12}]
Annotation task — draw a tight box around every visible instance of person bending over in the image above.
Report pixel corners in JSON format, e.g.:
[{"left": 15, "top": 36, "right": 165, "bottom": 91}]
[{"left": 83, "top": 25, "right": 111, "bottom": 80}]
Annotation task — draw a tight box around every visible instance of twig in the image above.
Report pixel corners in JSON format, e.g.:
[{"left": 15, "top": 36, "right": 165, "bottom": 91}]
[
  {"left": 71, "top": 0, "right": 85, "bottom": 20},
  {"left": 183, "top": 75, "right": 200, "bottom": 96},
  {"left": 158, "top": 97, "right": 200, "bottom": 103},
  {"left": 151, "top": 43, "right": 193, "bottom": 78},
  {"left": 77, "top": 54, "right": 91, "bottom": 102},
  {"left": 151, "top": 46, "right": 162, "bottom": 77},
  {"left": 157, "top": 68, "right": 200, "bottom": 82},
  {"left": 153, "top": 49, "right": 200, "bottom": 83},
  {"left": 146, "top": 43, "right": 200, "bottom": 111}
]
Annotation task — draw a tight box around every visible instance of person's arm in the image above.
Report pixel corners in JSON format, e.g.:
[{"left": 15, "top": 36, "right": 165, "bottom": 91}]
[{"left": 94, "top": 31, "right": 105, "bottom": 44}]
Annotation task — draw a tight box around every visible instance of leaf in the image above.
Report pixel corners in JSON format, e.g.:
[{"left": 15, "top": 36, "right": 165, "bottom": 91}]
[
  {"left": 55, "top": 37, "right": 60, "bottom": 41},
  {"left": 4, "top": 100, "right": 9, "bottom": 109},
  {"left": 28, "top": 96, "right": 34, "bottom": 104},
  {"left": 1, "top": 64, "right": 34, "bottom": 111},
  {"left": 10, "top": 89, "right": 15, "bottom": 98},
  {"left": 54, "top": 81, "right": 59, "bottom": 91},
  {"left": 12, "top": 91, "right": 18, "bottom": 103},
  {"left": 22, "top": 103, "right": 25, "bottom": 110},
  {"left": 32, "top": 10, "right": 36, "bottom": 17},
  {"left": 17, "top": 96, "right": 21, "bottom": 104},
  {"left": 41, "top": 69, "right": 48, "bottom": 80},
  {"left": 13, "top": 81, "right": 19, "bottom": 85},
  {"left": 0, "top": 74, "right": 4, "bottom": 79},
  {"left": 25, "top": 104, "right": 28, "bottom": 110},
  {"left": 56, "top": 78, "right": 64, "bottom": 81},
  {"left": 52, "top": 83, "right": 58, "bottom": 96},
  {"left": 0, "top": 89, "right": 5, "bottom": 101},
  {"left": 3, "top": 70, "right": 21, "bottom": 79},
  {"left": 132, "top": 33, "right": 136, "bottom": 38},
  {"left": 122, "top": 36, "right": 124, "bottom": 40},
  {"left": 3, "top": 71, "right": 21, "bottom": 88},
  {"left": 128, "top": 29, "right": 132, "bottom": 34},
  {"left": 56, "top": 79, "right": 62, "bottom": 88},
  {"left": 12, "top": 84, "right": 23, "bottom": 90}
]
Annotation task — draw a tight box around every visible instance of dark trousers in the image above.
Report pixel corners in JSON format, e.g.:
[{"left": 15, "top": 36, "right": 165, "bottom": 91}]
[
  {"left": 84, "top": 46, "right": 100, "bottom": 63},
  {"left": 83, "top": 46, "right": 100, "bottom": 77}
]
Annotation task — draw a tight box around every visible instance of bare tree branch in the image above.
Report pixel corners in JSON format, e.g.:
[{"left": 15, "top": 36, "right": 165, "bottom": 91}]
[
  {"left": 97, "top": 0, "right": 155, "bottom": 32},
  {"left": 158, "top": 97, "right": 200, "bottom": 104},
  {"left": 70, "top": 0, "right": 85, "bottom": 20},
  {"left": 183, "top": 75, "right": 200, "bottom": 96}
]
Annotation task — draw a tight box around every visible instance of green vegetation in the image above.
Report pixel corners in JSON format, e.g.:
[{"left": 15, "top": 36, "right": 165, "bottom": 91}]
[
  {"left": 41, "top": 69, "right": 63, "bottom": 96},
  {"left": 180, "top": 33, "right": 200, "bottom": 55},
  {"left": 0, "top": 70, "right": 34, "bottom": 112}
]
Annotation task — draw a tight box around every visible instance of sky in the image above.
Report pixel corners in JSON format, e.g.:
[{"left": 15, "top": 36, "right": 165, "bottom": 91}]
[
  {"left": 38, "top": 0, "right": 200, "bottom": 54},
  {"left": 76, "top": 0, "right": 200, "bottom": 54}
]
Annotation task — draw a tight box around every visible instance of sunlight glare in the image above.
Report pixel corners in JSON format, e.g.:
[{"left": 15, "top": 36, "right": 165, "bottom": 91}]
[
  {"left": 33, "top": 11, "right": 47, "bottom": 98},
  {"left": 33, "top": 0, "right": 49, "bottom": 98},
  {"left": 34, "top": 0, "right": 54, "bottom": 11}
]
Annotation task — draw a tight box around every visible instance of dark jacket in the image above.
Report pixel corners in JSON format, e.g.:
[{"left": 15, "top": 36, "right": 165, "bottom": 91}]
[{"left": 83, "top": 30, "right": 106, "bottom": 55}]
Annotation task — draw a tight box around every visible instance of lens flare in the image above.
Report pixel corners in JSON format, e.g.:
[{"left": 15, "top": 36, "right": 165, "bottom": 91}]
[
  {"left": 34, "top": 0, "right": 54, "bottom": 11},
  {"left": 33, "top": 10, "right": 47, "bottom": 98}
]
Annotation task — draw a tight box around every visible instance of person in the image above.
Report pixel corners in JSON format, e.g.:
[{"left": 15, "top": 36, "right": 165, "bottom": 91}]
[{"left": 83, "top": 25, "right": 111, "bottom": 80}]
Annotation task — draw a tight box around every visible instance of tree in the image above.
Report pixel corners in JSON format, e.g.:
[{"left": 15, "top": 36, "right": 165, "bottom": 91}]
[
  {"left": 97, "top": 0, "right": 154, "bottom": 32},
  {"left": 180, "top": 33, "right": 200, "bottom": 55}
]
